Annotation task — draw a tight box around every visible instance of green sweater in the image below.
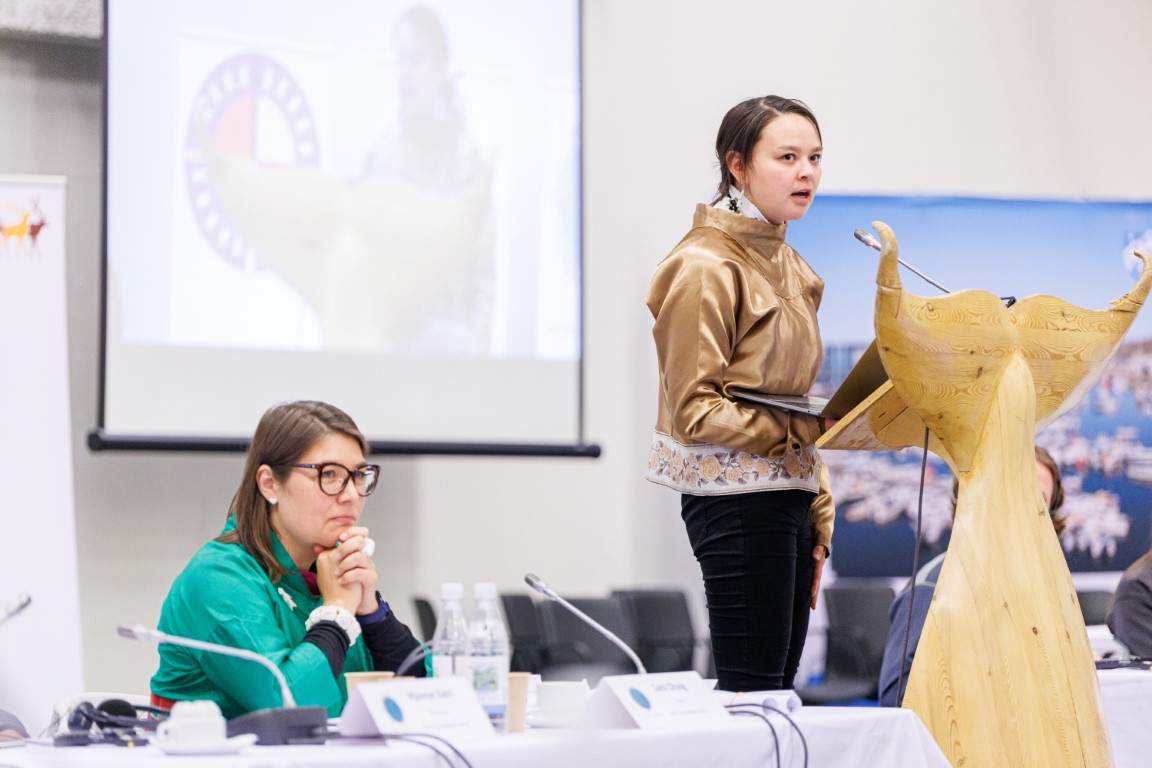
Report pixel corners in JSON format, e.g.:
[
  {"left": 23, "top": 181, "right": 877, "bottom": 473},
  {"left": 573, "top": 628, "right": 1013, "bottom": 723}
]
[{"left": 151, "top": 519, "right": 375, "bottom": 718}]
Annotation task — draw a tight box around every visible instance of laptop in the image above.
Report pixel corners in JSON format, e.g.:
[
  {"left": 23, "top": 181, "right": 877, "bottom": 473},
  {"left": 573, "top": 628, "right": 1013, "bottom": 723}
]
[{"left": 729, "top": 341, "right": 888, "bottom": 420}]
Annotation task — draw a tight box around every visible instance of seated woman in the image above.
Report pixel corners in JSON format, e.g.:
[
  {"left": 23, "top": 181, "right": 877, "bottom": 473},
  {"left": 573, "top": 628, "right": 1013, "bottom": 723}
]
[{"left": 151, "top": 401, "right": 424, "bottom": 718}]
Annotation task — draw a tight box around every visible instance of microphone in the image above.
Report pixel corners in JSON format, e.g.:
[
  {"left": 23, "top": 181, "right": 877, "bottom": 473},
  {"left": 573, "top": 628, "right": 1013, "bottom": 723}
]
[
  {"left": 0, "top": 593, "right": 30, "bottom": 627},
  {"left": 524, "top": 573, "right": 647, "bottom": 674},
  {"left": 853, "top": 227, "right": 953, "bottom": 294},
  {"left": 117, "top": 624, "right": 327, "bottom": 745},
  {"left": 853, "top": 227, "right": 1017, "bottom": 307}
]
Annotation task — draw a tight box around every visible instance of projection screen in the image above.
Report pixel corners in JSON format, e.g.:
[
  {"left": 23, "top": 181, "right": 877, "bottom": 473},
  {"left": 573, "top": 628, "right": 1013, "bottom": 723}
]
[{"left": 94, "top": 0, "right": 593, "bottom": 455}]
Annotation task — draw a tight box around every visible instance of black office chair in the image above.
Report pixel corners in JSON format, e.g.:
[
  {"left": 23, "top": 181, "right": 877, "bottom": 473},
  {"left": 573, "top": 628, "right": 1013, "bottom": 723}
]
[
  {"left": 611, "top": 588, "right": 697, "bottom": 673},
  {"left": 537, "top": 595, "right": 640, "bottom": 685},
  {"left": 1076, "top": 590, "right": 1114, "bottom": 626},
  {"left": 500, "top": 593, "right": 546, "bottom": 673},
  {"left": 411, "top": 595, "right": 437, "bottom": 643},
  {"left": 796, "top": 583, "right": 896, "bottom": 705}
]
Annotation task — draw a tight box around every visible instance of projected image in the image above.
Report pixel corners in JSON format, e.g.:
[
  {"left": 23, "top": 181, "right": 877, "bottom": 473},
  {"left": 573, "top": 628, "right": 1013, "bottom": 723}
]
[
  {"left": 103, "top": 0, "right": 584, "bottom": 445},
  {"left": 111, "top": 0, "right": 579, "bottom": 359},
  {"left": 786, "top": 196, "right": 1152, "bottom": 576}
]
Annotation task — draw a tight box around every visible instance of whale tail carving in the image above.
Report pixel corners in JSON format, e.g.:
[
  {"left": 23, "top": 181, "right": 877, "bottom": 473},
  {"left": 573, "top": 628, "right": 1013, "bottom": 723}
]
[
  {"left": 867, "top": 221, "right": 1148, "bottom": 767},
  {"left": 871, "top": 219, "right": 1152, "bottom": 471}
]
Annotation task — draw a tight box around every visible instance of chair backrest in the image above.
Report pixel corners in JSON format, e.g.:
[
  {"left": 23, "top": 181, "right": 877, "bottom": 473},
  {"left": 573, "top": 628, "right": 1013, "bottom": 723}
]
[
  {"left": 823, "top": 584, "right": 897, "bottom": 688},
  {"left": 1076, "top": 589, "right": 1114, "bottom": 626},
  {"left": 537, "top": 596, "right": 639, "bottom": 681},
  {"left": 411, "top": 596, "right": 437, "bottom": 643},
  {"left": 611, "top": 588, "right": 696, "bottom": 673},
  {"left": 500, "top": 593, "right": 545, "bottom": 673}
]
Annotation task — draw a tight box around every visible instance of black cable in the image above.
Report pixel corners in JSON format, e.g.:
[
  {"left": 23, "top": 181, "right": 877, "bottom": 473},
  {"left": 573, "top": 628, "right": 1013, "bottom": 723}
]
[
  {"left": 395, "top": 641, "right": 434, "bottom": 677},
  {"left": 726, "top": 700, "right": 809, "bottom": 768},
  {"left": 392, "top": 732, "right": 475, "bottom": 768},
  {"left": 725, "top": 706, "right": 780, "bottom": 768},
  {"left": 747, "top": 702, "right": 808, "bottom": 768},
  {"left": 388, "top": 734, "right": 456, "bottom": 766},
  {"left": 895, "top": 427, "right": 931, "bottom": 706}
]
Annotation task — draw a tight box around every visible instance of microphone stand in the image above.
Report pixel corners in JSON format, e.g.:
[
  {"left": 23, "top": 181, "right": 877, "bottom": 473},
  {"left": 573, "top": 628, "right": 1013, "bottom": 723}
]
[
  {"left": 118, "top": 624, "right": 327, "bottom": 745},
  {"left": 854, "top": 227, "right": 1017, "bottom": 307},
  {"left": 524, "top": 574, "right": 647, "bottom": 674},
  {"left": 0, "top": 593, "right": 31, "bottom": 627}
]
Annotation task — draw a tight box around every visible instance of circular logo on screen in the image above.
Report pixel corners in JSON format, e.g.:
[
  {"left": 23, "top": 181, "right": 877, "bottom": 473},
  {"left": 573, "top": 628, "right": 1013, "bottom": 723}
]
[
  {"left": 383, "top": 696, "right": 404, "bottom": 722},
  {"left": 184, "top": 53, "right": 319, "bottom": 269},
  {"left": 629, "top": 688, "right": 651, "bottom": 709}
]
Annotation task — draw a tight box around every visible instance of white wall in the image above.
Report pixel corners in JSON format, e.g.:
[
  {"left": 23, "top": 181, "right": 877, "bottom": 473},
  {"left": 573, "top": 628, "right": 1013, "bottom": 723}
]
[{"left": 1, "top": 0, "right": 1151, "bottom": 709}]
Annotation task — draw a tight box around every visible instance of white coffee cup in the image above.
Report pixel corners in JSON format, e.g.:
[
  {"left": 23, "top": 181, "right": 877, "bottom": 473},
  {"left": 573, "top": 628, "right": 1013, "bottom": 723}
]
[
  {"left": 534, "top": 680, "right": 590, "bottom": 717},
  {"left": 155, "top": 700, "right": 226, "bottom": 746}
]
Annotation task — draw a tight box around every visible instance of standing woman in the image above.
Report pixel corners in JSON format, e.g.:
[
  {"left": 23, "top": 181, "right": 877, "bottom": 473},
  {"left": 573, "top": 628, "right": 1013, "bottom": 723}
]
[
  {"left": 151, "top": 400, "right": 424, "bottom": 718},
  {"left": 646, "top": 96, "right": 834, "bottom": 692}
]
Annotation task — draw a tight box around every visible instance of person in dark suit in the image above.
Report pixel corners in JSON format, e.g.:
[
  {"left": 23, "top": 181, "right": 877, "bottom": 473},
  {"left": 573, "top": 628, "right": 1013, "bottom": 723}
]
[{"left": 1107, "top": 552, "right": 1152, "bottom": 657}]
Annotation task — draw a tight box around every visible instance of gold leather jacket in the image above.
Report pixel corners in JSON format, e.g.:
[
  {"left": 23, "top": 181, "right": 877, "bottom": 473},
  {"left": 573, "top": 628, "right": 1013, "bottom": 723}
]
[{"left": 646, "top": 204, "right": 834, "bottom": 552}]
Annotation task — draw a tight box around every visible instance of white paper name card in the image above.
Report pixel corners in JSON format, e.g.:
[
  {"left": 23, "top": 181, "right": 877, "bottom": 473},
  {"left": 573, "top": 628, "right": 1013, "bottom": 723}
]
[
  {"left": 340, "top": 677, "right": 495, "bottom": 740},
  {"left": 577, "top": 671, "right": 731, "bottom": 730}
]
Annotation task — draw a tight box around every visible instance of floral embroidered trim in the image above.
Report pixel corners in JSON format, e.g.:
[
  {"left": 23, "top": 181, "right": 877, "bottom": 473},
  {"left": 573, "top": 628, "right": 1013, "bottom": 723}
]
[
  {"left": 646, "top": 433, "right": 821, "bottom": 495},
  {"left": 277, "top": 587, "right": 297, "bottom": 611}
]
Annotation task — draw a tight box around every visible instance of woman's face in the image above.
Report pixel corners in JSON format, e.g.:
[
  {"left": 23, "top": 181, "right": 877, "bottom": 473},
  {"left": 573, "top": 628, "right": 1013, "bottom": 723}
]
[
  {"left": 729, "top": 113, "right": 822, "bottom": 225},
  {"left": 263, "top": 432, "right": 369, "bottom": 569},
  {"left": 1037, "top": 460, "right": 1056, "bottom": 510}
]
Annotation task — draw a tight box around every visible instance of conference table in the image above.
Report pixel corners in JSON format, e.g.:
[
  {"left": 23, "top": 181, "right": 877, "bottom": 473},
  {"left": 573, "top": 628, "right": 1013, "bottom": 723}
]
[
  {"left": 0, "top": 705, "right": 949, "bottom": 767},
  {"left": 5, "top": 668, "right": 1147, "bottom": 768}
]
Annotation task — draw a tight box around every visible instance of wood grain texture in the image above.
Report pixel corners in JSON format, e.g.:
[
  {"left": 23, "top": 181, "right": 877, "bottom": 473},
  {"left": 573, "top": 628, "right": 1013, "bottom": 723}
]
[{"left": 821, "top": 221, "right": 1152, "bottom": 767}]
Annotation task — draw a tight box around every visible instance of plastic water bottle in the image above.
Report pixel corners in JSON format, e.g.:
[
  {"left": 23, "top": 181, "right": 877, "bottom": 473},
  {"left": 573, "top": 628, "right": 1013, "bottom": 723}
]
[
  {"left": 468, "top": 582, "right": 510, "bottom": 731},
  {"left": 431, "top": 582, "right": 469, "bottom": 679}
]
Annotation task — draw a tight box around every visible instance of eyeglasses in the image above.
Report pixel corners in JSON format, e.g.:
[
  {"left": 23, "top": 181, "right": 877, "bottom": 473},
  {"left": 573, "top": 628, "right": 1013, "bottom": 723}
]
[{"left": 290, "top": 463, "right": 381, "bottom": 497}]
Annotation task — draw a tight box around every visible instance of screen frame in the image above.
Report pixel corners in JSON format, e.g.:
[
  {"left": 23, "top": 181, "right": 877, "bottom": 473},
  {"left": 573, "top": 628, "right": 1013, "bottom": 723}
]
[{"left": 91, "top": 0, "right": 598, "bottom": 458}]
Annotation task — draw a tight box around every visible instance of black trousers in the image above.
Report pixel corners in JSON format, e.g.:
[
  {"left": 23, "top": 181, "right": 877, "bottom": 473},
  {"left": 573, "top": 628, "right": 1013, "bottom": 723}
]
[{"left": 682, "top": 489, "right": 816, "bottom": 692}]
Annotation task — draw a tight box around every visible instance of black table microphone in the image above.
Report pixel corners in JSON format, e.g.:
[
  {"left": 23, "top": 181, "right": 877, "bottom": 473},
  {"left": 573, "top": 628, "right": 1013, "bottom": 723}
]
[
  {"left": 117, "top": 624, "right": 327, "bottom": 745},
  {"left": 524, "top": 573, "right": 646, "bottom": 674}
]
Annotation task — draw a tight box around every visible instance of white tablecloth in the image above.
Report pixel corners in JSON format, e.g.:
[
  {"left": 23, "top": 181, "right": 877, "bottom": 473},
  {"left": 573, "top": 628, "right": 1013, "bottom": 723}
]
[
  {"left": 0, "top": 705, "right": 949, "bottom": 768},
  {"left": 1099, "top": 667, "right": 1152, "bottom": 768}
]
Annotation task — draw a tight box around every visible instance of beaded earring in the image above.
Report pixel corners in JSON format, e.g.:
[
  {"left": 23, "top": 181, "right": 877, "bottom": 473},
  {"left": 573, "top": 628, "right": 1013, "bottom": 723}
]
[{"left": 728, "top": 185, "right": 745, "bottom": 215}]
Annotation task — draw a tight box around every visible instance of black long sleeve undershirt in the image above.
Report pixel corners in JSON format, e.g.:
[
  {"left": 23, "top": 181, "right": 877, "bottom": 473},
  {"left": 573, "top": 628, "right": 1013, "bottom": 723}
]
[
  {"left": 302, "top": 612, "right": 426, "bottom": 679},
  {"left": 302, "top": 621, "right": 350, "bottom": 677}
]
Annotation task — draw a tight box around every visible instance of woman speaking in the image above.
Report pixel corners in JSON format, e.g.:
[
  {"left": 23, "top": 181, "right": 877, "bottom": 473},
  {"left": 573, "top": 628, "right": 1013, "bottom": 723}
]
[{"left": 646, "top": 96, "right": 835, "bottom": 693}]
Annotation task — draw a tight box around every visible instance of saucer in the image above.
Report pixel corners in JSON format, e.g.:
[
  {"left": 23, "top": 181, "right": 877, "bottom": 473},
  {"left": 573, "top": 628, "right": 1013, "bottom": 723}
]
[
  {"left": 153, "top": 733, "right": 258, "bottom": 755},
  {"left": 525, "top": 710, "right": 580, "bottom": 729}
]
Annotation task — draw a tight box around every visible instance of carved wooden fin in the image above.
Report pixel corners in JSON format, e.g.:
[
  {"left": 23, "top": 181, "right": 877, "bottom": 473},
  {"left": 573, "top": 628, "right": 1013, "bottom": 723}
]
[{"left": 870, "top": 222, "right": 1152, "bottom": 468}]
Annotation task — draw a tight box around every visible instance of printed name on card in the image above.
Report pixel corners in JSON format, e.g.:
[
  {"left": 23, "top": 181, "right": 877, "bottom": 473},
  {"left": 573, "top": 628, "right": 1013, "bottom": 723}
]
[
  {"left": 340, "top": 677, "right": 495, "bottom": 740},
  {"left": 577, "top": 671, "right": 732, "bottom": 730}
]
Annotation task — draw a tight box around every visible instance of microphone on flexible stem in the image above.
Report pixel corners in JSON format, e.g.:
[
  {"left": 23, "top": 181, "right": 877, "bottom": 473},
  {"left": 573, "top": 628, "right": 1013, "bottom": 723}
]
[
  {"left": 0, "top": 593, "right": 31, "bottom": 627},
  {"left": 853, "top": 227, "right": 953, "bottom": 294},
  {"left": 853, "top": 227, "right": 1017, "bottom": 307},
  {"left": 117, "top": 624, "right": 327, "bottom": 745},
  {"left": 524, "top": 573, "right": 647, "bottom": 674}
]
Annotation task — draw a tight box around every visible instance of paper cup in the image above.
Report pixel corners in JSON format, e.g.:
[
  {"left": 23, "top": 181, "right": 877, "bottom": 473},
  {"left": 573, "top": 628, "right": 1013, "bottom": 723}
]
[
  {"left": 507, "top": 672, "right": 531, "bottom": 733},
  {"left": 345, "top": 671, "right": 396, "bottom": 699}
]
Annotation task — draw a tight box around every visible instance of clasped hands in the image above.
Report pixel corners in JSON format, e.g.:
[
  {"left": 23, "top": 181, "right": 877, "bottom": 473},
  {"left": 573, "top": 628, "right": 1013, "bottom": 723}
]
[{"left": 314, "top": 526, "right": 379, "bottom": 616}]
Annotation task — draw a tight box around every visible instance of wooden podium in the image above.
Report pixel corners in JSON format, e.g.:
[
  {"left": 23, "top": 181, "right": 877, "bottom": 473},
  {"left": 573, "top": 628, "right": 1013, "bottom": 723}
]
[{"left": 817, "top": 222, "right": 1152, "bottom": 767}]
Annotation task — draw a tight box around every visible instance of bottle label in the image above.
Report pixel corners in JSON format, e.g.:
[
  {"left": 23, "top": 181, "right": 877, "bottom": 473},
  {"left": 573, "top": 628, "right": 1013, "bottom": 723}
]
[{"left": 471, "top": 659, "right": 503, "bottom": 697}]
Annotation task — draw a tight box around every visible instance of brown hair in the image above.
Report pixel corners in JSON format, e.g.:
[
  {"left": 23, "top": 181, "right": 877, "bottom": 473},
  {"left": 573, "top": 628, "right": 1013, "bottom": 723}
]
[
  {"left": 1035, "top": 446, "right": 1067, "bottom": 535},
  {"left": 711, "top": 95, "right": 822, "bottom": 205},
  {"left": 948, "top": 446, "right": 1066, "bottom": 535},
  {"left": 217, "top": 401, "right": 370, "bottom": 583}
]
